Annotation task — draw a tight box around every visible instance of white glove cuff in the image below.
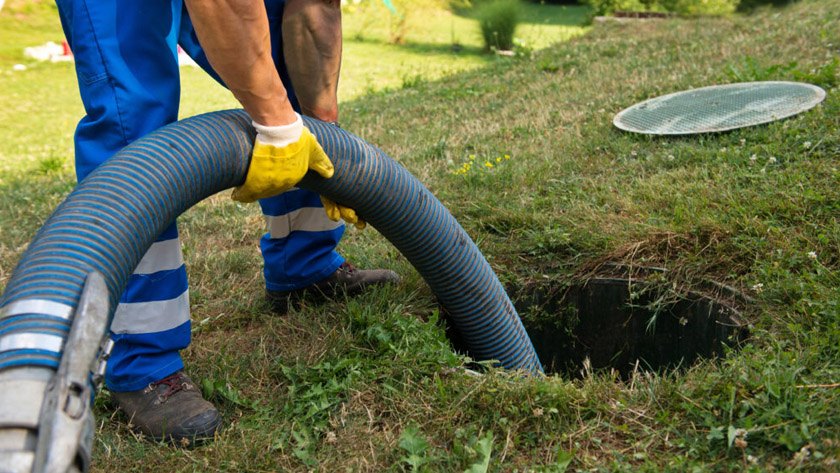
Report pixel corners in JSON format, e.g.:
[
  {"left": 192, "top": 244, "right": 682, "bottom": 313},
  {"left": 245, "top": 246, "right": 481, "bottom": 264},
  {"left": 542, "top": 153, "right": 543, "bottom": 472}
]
[{"left": 253, "top": 114, "right": 303, "bottom": 147}]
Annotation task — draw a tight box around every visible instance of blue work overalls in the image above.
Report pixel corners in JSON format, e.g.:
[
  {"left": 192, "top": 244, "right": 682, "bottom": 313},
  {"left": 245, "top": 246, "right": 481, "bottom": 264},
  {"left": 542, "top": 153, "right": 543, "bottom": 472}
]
[{"left": 55, "top": 0, "right": 345, "bottom": 392}]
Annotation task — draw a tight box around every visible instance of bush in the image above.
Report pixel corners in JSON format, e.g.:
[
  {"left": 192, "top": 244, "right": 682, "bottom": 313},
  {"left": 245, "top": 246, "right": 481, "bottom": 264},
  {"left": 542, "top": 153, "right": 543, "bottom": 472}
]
[
  {"left": 737, "top": 0, "right": 796, "bottom": 11},
  {"left": 477, "top": 0, "right": 521, "bottom": 51},
  {"left": 584, "top": 0, "right": 648, "bottom": 16},
  {"left": 583, "top": 0, "right": 738, "bottom": 16},
  {"left": 668, "top": 0, "right": 739, "bottom": 15}
]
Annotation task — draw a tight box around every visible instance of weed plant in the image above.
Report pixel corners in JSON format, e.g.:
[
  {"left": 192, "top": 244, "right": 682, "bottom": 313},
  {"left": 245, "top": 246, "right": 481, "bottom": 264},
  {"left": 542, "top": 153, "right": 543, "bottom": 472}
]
[{"left": 1, "top": 0, "right": 840, "bottom": 471}]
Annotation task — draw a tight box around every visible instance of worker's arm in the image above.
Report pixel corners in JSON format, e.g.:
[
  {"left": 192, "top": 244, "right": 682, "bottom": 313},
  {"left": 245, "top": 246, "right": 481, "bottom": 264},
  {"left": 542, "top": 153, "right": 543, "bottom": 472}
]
[
  {"left": 281, "top": 0, "right": 364, "bottom": 227},
  {"left": 282, "top": 0, "right": 342, "bottom": 123},
  {"left": 183, "top": 0, "right": 296, "bottom": 127},
  {"left": 184, "top": 0, "right": 334, "bottom": 203}
]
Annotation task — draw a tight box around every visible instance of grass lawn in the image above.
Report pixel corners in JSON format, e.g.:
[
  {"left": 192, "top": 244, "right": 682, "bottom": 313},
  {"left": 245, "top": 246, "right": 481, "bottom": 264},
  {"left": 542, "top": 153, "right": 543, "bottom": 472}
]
[{"left": 1, "top": 0, "right": 840, "bottom": 472}]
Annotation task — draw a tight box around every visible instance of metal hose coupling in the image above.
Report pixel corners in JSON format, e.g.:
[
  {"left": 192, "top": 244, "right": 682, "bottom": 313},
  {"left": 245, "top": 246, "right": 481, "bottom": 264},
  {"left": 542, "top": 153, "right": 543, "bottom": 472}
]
[{"left": 0, "top": 272, "right": 112, "bottom": 473}]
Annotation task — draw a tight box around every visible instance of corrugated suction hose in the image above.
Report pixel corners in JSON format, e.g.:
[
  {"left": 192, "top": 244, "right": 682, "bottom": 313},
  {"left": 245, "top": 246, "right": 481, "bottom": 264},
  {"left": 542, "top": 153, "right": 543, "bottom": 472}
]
[
  {"left": 0, "top": 109, "right": 544, "bottom": 469},
  {"left": 1, "top": 109, "right": 542, "bottom": 373}
]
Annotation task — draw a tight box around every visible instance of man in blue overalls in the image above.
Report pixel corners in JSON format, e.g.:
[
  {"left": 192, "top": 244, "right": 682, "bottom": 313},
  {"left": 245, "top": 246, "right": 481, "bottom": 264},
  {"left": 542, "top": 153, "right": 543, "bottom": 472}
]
[{"left": 55, "top": 0, "right": 398, "bottom": 443}]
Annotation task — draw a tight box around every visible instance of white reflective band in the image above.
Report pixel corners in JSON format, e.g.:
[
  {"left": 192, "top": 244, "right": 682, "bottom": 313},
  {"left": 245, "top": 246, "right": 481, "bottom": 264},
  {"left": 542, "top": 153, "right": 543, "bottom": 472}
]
[
  {"left": 0, "top": 299, "right": 74, "bottom": 321},
  {"left": 0, "top": 333, "right": 65, "bottom": 353},
  {"left": 109, "top": 290, "right": 190, "bottom": 334},
  {"left": 0, "top": 379, "right": 48, "bottom": 428},
  {"left": 0, "top": 451, "right": 36, "bottom": 470},
  {"left": 265, "top": 206, "right": 344, "bottom": 240},
  {"left": 133, "top": 237, "right": 184, "bottom": 274}
]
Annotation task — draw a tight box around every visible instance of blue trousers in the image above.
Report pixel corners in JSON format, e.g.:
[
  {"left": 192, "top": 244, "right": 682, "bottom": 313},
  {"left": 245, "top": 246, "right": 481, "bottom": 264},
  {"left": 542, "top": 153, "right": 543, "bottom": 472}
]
[{"left": 55, "top": 0, "right": 345, "bottom": 391}]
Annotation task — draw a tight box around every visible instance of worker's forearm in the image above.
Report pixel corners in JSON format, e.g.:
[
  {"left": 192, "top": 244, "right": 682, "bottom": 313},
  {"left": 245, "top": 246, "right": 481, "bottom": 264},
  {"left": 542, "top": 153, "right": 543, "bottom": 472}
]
[
  {"left": 282, "top": 0, "right": 342, "bottom": 123},
  {"left": 184, "top": 0, "right": 297, "bottom": 126}
]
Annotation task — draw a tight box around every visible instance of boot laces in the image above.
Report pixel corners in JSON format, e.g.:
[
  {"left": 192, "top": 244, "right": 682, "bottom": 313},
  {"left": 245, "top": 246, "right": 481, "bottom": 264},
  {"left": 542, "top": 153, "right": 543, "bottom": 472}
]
[{"left": 151, "top": 372, "right": 190, "bottom": 402}]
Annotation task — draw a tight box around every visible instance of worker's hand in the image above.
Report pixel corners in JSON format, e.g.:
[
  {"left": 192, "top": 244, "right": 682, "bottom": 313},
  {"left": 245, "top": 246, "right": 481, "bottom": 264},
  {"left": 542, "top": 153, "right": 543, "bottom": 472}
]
[
  {"left": 232, "top": 114, "right": 334, "bottom": 203},
  {"left": 321, "top": 197, "right": 366, "bottom": 229}
]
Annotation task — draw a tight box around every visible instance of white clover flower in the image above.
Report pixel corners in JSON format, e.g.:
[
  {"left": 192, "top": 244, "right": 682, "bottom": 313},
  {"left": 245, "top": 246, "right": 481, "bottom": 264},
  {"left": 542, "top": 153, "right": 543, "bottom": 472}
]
[
  {"left": 768, "top": 157, "right": 777, "bottom": 164},
  {"left": 808, "top": 251, "right": 817, "bottom": 260},
  {"left": 668, "top": 155, "right": 675, "bottom": 161},
  {"left": 760, "top": 167, "right": 766, "bottom": 174},
  {"left": 803, "top": 141, "right": 812, "bottom": 149},
  {"left": 740, "top": 139, "right": 747, "bottom": 145},
  {"left": 750, "top": 154, "right": 757, "bottom": 164},
  {"left": 752, "top": 283, "right": 764, "bottom": 293}
]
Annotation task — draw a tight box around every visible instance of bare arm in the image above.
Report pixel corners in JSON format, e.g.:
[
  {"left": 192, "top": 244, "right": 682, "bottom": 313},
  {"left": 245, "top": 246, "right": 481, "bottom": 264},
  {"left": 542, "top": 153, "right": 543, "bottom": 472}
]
[
  {"left": 183, "top": 0, "right": 297, "bottom": 126},
  {"left": 282, "top": 0, "right": 342, "bottom": 123}
]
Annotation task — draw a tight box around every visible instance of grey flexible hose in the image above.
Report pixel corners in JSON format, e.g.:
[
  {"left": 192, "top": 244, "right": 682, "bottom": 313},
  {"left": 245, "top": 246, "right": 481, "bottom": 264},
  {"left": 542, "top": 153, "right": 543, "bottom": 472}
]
[
  {"left": 0, "top": 109, "right": 542, "bottom": 471},
  {"left": 1, "top": 109, "right": 542, "bottom": 373}
]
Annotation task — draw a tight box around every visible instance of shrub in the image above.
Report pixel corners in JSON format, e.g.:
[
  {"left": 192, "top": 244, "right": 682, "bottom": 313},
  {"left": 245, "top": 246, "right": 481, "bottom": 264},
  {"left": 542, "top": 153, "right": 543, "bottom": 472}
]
[
  {"left": 583, "top": 0, "right": 738, "bottom": 16},
  {"left": 584, "top": 0, "right": 649, "bottom": 16},
  {"left": 477, "top": 0, "right": 521, "bottom": 51},
  {"left": 667, "top": 0, "right": 739, "bottom": 15},
  {"left": 737, "top": 0, "right": 796, "bottom": 11}
]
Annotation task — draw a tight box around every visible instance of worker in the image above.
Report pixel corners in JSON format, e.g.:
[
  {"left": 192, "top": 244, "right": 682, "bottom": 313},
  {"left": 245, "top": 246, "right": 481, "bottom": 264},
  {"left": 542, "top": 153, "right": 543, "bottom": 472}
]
[{"left": 54, "top": 0, "right": 399, "bottom": 444}]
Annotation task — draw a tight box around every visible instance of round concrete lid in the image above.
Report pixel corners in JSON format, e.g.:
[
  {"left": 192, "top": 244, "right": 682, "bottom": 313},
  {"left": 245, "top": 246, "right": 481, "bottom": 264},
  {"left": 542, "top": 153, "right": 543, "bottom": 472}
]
[{"left": 614, "top": 81, "right": 826, "bottom": 135}]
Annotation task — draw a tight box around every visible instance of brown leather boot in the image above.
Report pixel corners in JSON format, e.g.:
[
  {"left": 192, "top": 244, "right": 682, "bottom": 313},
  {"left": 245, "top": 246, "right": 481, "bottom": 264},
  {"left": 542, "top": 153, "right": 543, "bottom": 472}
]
[
  {"left": 267, "top": 261, "right": 400, "bottom": 313},
  {"left": 110, "top": 370, "right": 221, "bottom": 445}
]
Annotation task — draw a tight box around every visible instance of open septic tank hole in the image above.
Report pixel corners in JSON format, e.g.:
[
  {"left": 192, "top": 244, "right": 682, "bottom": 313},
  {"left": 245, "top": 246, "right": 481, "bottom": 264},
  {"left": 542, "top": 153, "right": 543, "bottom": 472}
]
[{"left": 447, "top": 269, "right": 750, "bottom": 378}]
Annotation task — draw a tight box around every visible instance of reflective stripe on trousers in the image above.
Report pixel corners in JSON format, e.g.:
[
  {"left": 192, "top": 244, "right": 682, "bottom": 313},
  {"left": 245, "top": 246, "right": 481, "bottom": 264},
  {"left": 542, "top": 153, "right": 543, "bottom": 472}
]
[{"left": 55, "top": 0, "right": 344, "bottom": 391}]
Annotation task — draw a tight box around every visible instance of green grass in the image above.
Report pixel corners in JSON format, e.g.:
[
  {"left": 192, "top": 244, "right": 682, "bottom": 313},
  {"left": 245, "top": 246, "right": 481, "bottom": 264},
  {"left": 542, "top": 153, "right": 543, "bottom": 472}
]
[
  {"left": 2, "top": 0, "right": 840, "bottom": 471},
  {"left": 338, "top": 1, "right": 590, "bottom": 101}
]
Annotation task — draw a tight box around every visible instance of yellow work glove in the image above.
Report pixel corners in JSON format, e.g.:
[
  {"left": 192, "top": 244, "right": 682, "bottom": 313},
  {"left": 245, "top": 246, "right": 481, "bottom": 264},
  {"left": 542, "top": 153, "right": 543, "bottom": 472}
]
[
  {"left": 321, "top": 197, "right": 366, "bottom": 229},
  {"left": 231, "top": 114, "right": 334, "bottom": 203}
]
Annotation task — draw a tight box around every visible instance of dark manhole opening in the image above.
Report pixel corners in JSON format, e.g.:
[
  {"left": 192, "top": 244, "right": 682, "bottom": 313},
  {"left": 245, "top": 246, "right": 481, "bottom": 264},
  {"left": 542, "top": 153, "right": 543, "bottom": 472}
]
[{"left": 445, "top": 271, "right": 751, "bottom": 378}]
